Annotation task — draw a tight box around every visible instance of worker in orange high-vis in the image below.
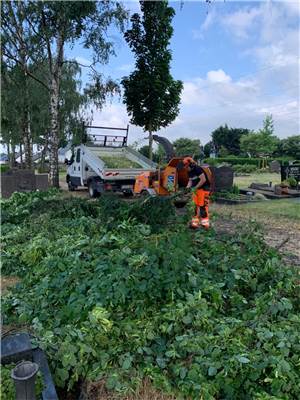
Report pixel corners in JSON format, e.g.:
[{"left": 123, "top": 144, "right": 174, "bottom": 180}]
[{"left": 183, "top": 157, "right": 212, "bottom": 229}]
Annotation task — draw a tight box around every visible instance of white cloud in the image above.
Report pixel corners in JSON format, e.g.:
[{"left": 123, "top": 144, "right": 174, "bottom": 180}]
[
  {"left": 181, "top": 82, "right": 201, "bottom": 105},
  {"left": 192, "top": 9, "right": 216, "bottom": 39},
  {"left": 207, "top": 69, "right": 231, "bottom": 83},
  {"left": 282, "top": 1, "right": 300, "bottom": 17},
  {"left": 222, "top": 6, "right": 262, "bottom": 39}
]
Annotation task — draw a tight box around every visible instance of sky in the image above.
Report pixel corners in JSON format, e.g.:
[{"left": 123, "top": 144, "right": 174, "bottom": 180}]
[{"left": 72, "top": 0, "right": 300, "bottom": 146}]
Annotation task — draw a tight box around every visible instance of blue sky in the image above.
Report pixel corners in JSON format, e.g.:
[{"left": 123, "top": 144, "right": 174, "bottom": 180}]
[{"left": 69, "top": 0, "right": 300, "bottom": 146}]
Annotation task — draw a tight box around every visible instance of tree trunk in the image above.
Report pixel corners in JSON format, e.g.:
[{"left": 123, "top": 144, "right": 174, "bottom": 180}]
[
  {"left": 48, "top": 33, "right": 64, "bottom": 188},
  {"left": 39, "top": 139, "right": 48, "bottom": 173},
  {"left": 7, "top": 143, "right": 10, "bottom": 165},
  {"left": 11, "top": 144, "right": 16, "bottom": 168},
  {"left": 20, "top": 143, "right": 23, "bottom": 167},
  {"left": 49, "top": 78, "right": 60, "bottom": 187},
  {"left": 148, "top": 130, "right": 153, "bottom": 161},
  {"left": 23, "top": 118, "right": 32, "bottom": 170}
]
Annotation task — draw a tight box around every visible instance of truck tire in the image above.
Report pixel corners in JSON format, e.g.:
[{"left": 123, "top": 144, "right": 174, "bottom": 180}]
[
  {"left": 68, "top": 181, "right": 76, "bottom": 191},
  {"left": 88, "top": 182, "right": 100, "bottom": 198},
  {"left": 123, "top": 190, "right": 133, "bottom": 198}
]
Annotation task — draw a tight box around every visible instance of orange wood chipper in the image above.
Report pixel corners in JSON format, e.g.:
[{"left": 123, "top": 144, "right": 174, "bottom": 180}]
[{"left": 134, "top": 157, "right": 189, "bottom": 197}]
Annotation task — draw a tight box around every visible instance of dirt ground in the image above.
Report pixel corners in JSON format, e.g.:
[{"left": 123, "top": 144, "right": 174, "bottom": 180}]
[
  {"left": 84, "top": 379, "right": 175, "bottom": 400},
  {"left": 211, "top": 203, "right": 300, "bottom": 267}
]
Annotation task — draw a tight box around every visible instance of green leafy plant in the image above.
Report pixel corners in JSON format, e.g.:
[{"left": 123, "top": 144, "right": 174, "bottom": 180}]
[
  {"left": 286, "top": 177, "right": 297, "bottom": 188},
  {"left": 2, "top": 191, "right": 300, "bottom": 399}
]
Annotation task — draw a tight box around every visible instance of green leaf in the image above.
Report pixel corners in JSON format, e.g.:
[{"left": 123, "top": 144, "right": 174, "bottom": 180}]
[
  {"left": 236, "top": 356, "right": 250, "bottom": 364},
  {"left": 121, "top": 355, "right": 132, "bottom": 370},
  {"left": 208, "top": 366, "right": 217, "bottom": 376}
]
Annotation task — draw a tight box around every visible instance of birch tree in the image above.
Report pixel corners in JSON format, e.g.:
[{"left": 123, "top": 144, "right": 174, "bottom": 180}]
[{"left": 1, "top": 1, "right": 127, "bottom": 186}]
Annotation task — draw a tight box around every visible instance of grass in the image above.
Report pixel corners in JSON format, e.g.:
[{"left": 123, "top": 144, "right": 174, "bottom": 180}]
[
  {"left": 212, "top": 198, "right": 300, "bottom": 223},
  {"left": 234, "top": 172, "right": 281, "bottom": 188},
  {"left": 232, "top": 172, "right": 300, "bottom": 224}
]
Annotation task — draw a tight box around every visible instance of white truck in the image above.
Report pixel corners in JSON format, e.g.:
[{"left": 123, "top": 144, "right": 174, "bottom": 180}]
[{"left": 65, "top": 125, "right": 156, "bottom": 197}]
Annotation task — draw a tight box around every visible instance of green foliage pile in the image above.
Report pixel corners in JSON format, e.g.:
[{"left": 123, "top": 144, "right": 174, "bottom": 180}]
[
  {"left": 2, "top": 191, "right": 300, "bottom": 399},
  {"left": 1, "top": 363, "right": 44, "bottom": 399},
  {"left": 100, "top": 156, "right": 142, "bottom": 169}
]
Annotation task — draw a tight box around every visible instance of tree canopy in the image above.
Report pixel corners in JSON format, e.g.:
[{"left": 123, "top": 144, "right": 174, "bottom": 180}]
[
  {"left": 277, "top": 135, "right": 300, "bottom": 160},
  {"left": 211, "top": 124, "right": 250, "bottom": 156},
  {"left": 173, "top": 138, "right": 202, "bottom": 159},
  {"left": 240, "top": 115, "right": 279, "bottom": 158}
]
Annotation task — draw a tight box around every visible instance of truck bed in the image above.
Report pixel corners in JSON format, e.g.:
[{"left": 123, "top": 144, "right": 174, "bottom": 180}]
[{"left": 82, "top": 145, "right": 156, "bottom": 181}]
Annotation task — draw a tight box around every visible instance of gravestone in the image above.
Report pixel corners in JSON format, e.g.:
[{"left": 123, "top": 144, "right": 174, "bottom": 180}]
[
  {"left": 211, "top": 166, "right": 234, "bottom": 192},
  {"left": 281, "top": 162, "right": 300, "bottom": 183},
  {"left": 35, "top": 174, "right": 49, "bottom": 190},
  {"left": 269, "top": 160, "right": 280, "bottom": 173}
]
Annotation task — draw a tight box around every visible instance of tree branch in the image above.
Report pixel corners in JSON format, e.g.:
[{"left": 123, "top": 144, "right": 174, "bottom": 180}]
[
  {"left": 41, "top": 8, "right": 53, "bottom": 74},
  {"left": 2, "top": 48, "right": 50, "bottom": 91},
  {"left": 62, "top": 59, "right": 98, "bottom": 75}
]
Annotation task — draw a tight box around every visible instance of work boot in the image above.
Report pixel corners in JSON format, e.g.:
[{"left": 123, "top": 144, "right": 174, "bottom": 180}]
[{"left": 190, "top": 216, "right": 200, "bottom": 229}]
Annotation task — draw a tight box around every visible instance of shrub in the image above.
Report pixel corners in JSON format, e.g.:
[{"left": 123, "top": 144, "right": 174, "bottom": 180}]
[
  {"left": 0, "top": 164, "right": 10, "bottom": 173},
  {"left": 204, "top": 158, "right": 260, "bottom": 167},
  {"left": 286, "top": 177, "right": 297, "bottom": 188},
  {"left": 233, "top": 164, "right": 258, "bottom": 173}
]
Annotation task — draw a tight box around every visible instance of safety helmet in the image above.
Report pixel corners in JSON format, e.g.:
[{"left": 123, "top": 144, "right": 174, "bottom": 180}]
[{"left": 183, "top": 157, "right": 195, "bottom": 166}]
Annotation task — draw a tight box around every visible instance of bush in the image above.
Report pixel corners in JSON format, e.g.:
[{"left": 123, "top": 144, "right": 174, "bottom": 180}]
[
  {"left": 233, "top": 164, "right": 258, "bottom": 174},
  {"left": 286, "top": 177, "right": 298, "bottom": 188},
  {"left": 204, "top": 157, "right": 261, "bottom": 167},
  {"left": 0, "top": 164, "right": 10, "bottom": 173}
]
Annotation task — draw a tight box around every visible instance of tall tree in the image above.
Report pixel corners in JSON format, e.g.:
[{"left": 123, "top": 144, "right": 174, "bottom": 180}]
[
  {"left": 2, "top": 1, "right": 127, "bottom": 186},
  {"left": 211, "top": 124, "right": 250, "bottom": 156},
  {"left": 277, "top": 135, "right": 300, "bottom": 159},
  {"left": 1, "top": 2, "right": 37, "bottom": 168},
  {"left": 240, "top": 115, "right": 279, "bottom": 157},
  {"left": 1, "top": 64, "right": 22, "bottom": 166},
  {"left": 173, "top": 138, "right": 201, "bottom": 159},
  {"left": 121, "top": 0, "right": 183, "bottom": 160}
]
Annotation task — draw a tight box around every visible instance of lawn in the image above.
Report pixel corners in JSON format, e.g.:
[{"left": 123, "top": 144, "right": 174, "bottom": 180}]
[
  {"left": 234, "top": 172, "right": 281, "bottom": 188},
  {"left": 212, "top": 198, "right": 300, "bottom": 222},
  {"left": 231, "top": 172, "right": 299, "bottom": 223}
]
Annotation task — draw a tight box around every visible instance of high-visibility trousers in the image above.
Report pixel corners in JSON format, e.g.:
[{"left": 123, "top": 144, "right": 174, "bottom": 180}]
[{"left": 191, "top": 189, "right": 210, "bottom": 229}]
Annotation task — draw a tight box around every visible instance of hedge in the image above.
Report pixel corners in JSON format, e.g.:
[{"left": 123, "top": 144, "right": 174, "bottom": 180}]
[
  {"left": 203, "top": 157, "right": 294, "bottom": 168},
  {"left": 204, "top": 158, "right": 261, "bottom": 167}
]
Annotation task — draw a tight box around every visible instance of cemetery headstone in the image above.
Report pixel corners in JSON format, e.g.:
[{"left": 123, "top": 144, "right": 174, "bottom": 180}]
[
  {"left": 281, "top": 162, "right": 300, "bottom": 183},
  {"left": 269, "top": 160, "right": 280, "bottom": 173},
  {"left": 211, "top": 166, "right": 234, "bottom": 192}
]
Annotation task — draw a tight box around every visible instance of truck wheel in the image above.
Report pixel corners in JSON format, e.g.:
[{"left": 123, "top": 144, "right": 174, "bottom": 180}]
[
  {"left": 88, "top": 182, "right": 100, "bottom": 198},
  {"left": 123, "top": 190, "right": 133, "bottom": 198},
  {"left": 68, "top": 181, "right": 76, "bottom": 191},
  {"left": 141, "top": 190, "right": 150, "bottom": 198}
]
